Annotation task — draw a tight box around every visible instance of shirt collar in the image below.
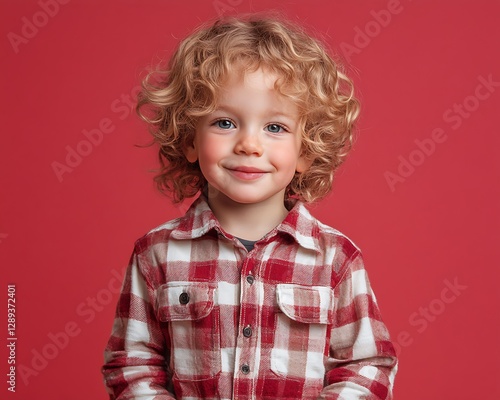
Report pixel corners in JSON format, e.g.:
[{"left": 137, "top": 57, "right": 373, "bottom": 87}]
[
  {"left": 276, "top": 199, "right": 321, "bottom": 253},
  {"left": 170, "top": 195, "right": 322, "bottom": 253}
]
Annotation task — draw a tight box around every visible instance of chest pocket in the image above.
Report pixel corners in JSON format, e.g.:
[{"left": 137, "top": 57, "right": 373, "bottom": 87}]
[
  {"left": 156, "top": 282, "right": 220, "bottom": 380},
  {"left": 271, "top": 284, "right": 334, "bottom": 380}
]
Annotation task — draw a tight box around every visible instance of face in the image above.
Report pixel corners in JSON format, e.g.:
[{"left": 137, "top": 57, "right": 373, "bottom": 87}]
[{"left": 184, "top": 66, "right": 310, "bottom": 209}]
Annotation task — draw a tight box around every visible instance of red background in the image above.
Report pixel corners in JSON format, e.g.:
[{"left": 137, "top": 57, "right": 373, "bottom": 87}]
[{"left": 1, "top": 1, "right": 499, "bottom": 399}]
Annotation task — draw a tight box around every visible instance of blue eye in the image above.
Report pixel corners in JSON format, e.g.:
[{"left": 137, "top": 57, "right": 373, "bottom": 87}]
[
  {"left": 266, "top": 124, "right": 285, "bottom": 133},
  {"left": 215, "top": 119, "right": 235, "bottom": 129}
]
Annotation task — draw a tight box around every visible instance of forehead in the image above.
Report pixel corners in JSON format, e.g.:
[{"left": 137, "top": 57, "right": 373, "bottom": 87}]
[
  {"left": 217, "top": 67, "right": 298, "bottom": 119},
  {"left": 222, "top": 65, "right": 277, "bottom": 91}
]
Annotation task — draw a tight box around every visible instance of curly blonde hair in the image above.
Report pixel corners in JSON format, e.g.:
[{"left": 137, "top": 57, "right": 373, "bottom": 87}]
[{"left": 137, "top": 13, "right": 360, "bottom": 203}]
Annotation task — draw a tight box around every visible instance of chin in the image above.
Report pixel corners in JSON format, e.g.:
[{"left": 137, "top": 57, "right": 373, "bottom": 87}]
[
  {"left": 217, "top": 191, "right": 268, "bottom": 205},
  {"left": 232, "top": 192, "right": 284, "bottom": 205},
  {"left": 228, "top": 195, "right": 265, "bottom": 204}
]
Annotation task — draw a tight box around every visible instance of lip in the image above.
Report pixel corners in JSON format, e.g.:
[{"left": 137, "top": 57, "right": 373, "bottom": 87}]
[
  {"left": 225, "top": 166, "right": 268, "bottom": 180},
  {"left": 229, "top": 166, "right": 266, "bottom": 173}
]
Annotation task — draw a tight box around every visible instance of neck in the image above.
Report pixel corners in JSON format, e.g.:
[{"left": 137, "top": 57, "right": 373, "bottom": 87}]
[{"left": 207, "top": 187, "right": 289, "bottom": 241}]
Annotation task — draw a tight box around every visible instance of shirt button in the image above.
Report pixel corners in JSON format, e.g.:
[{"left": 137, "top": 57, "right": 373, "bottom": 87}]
[
  {"left": 241, "top": 364, "right": 250, "bottom": 374},
  {"left": 179, "top": 292, "right": 190, "bottom": 305},
  {"left": 243, "top": 326, "right": 252, "bottom": 338},
  {"left": 246, "top": 275, "right": 254, "bottom": 284}
]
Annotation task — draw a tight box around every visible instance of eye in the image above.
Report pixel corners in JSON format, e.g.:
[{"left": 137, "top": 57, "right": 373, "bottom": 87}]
[
  {"left": 266, "top": 124, "right": 287, "bottom": 134},
  {"left": 215, "top": 119, "right": 235, "bottom": 129}
]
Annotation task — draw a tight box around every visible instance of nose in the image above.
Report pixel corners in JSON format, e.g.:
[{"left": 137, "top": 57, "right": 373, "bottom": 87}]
[{"left": 234, "top": 130, "right": 263, "bottom": 156}]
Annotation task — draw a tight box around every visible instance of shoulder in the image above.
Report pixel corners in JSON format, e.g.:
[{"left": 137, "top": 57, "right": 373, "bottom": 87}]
[
  {"left": 311, "top": 218, "right": 367, "bottom": 285},
  {"left": 293, "top": 202, "right": 361, "bottom": 260},
  {"left": 133, "top": 215, "right": 186, "bottom": 254},
  {"left": 132, "top": 195, "right": 217, "bottom": 254},
  {"left": 316, "top": 218, "right": 361, "bottom": 258}
]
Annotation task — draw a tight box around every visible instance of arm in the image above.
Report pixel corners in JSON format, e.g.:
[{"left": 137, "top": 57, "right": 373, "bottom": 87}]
[
  {"left": 102, "top": 246, "right": 175, "bottom": 399},
  {"left": 319, "top": 252, "right": 398, "bottom": 399}
]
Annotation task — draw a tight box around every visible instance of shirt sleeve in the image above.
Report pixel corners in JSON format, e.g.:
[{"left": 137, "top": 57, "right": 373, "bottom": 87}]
[
  {"left": 102, "top": 245, "right": 175, "bottom": 399},
  {"left": 319, "top": 251, "right": 398, "bottom": 399}
]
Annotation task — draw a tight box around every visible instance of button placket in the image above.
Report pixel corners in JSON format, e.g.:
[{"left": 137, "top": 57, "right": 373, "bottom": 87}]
[
  {"left": 241, "top": 364, "right": 250, "bottom": 374},
  {"left": 236, "top": 257, "right": 258, "bottom": 382},
  {"left": 243, "top": 325, "right": 252, "bottom": 338}
]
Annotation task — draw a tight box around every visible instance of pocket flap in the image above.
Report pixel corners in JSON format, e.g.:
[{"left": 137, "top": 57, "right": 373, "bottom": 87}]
[
  {"left": 157, "top": 282, "right": 216, "bottom": 322},
  {"left": 276, "top": 284, "right": 334, "bottom": 324}
]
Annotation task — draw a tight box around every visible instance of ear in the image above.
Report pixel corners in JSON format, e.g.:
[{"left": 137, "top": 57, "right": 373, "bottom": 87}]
[
  {"left": 183, "top": 141, "right": 198, "bottom": 163},
  {"left": 296, "top": 154, "right": 313, "bottom": 173}
]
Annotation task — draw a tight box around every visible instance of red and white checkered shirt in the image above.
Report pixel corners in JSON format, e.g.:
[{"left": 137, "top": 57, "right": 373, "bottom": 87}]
[{"left": 102, "top": 195, "right": 398, "bottom": 399}]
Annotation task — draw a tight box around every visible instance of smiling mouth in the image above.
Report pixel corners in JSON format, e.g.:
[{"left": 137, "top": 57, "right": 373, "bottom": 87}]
[{"left": 226, "top": 166, "right": 268, "bottom": 180}]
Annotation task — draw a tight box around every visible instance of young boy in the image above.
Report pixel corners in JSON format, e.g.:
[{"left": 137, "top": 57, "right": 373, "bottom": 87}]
[{"left": 102, "top": 14, "right": 398, "bottom": 399}]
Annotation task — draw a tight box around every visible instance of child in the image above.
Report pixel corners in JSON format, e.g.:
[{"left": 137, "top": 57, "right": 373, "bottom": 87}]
[{"left": 102, "top": 13, "right": 398, "bottom": 399}]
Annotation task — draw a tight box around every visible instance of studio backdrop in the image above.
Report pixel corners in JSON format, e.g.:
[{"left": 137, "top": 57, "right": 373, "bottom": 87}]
[{"left": 1, "top": 0, "right": 499, "bottom": 399}]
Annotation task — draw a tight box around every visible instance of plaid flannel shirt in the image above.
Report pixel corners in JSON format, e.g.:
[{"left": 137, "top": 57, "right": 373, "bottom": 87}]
[{"left": 102, "top": 195, "right": 398, "bottom": 399}]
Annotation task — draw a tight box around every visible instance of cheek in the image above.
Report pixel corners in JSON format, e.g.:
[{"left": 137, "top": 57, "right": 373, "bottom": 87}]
[
  {"left": 196, "top": 136, "right": 226, "bottom": 166},
  {"left": 270, "top": 142, "right": 302, "bottom": 169}
]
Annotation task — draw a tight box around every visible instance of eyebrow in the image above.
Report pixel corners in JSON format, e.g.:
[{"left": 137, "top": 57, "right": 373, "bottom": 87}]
[{"left": 214, "top": 104, "right": 298, "bottom": 122}]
